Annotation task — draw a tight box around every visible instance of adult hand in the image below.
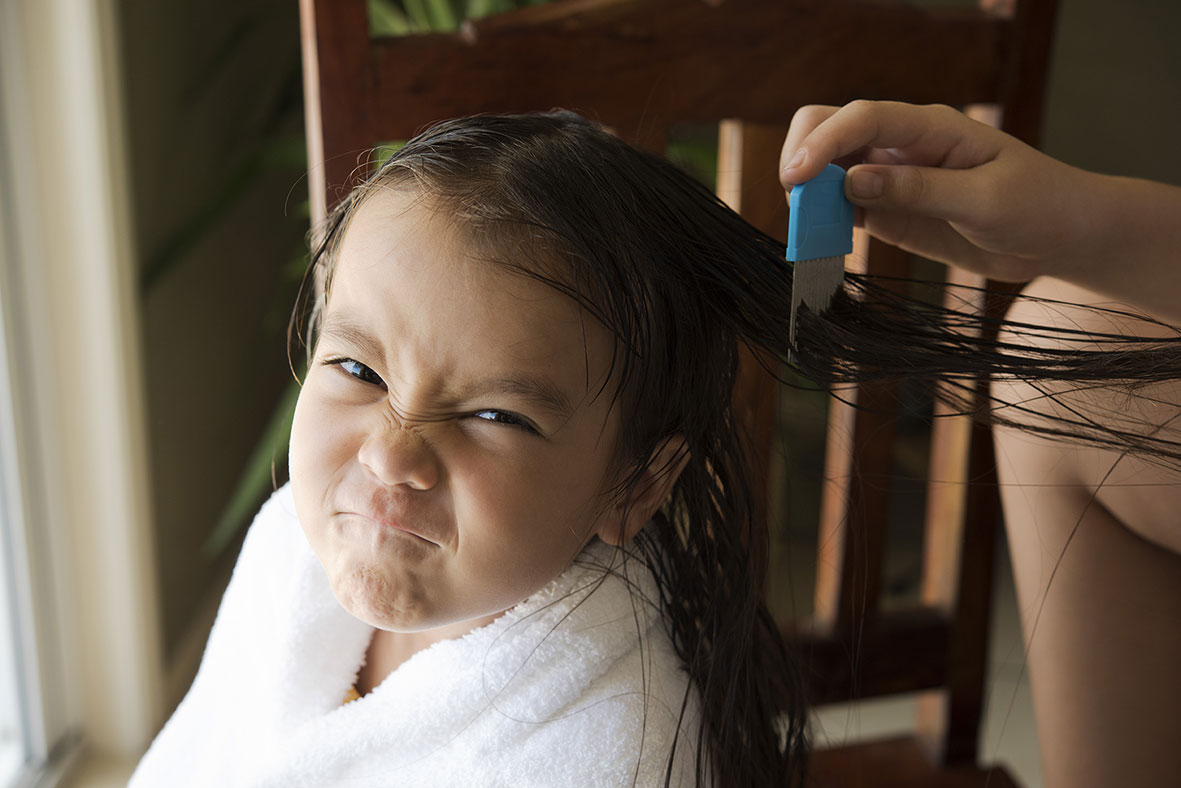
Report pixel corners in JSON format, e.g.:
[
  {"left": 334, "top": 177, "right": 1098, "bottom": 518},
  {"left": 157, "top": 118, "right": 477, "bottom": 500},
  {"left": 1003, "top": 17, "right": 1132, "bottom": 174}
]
[{"left": 778, "top": 101, "right": 1102, "bottom": 283}]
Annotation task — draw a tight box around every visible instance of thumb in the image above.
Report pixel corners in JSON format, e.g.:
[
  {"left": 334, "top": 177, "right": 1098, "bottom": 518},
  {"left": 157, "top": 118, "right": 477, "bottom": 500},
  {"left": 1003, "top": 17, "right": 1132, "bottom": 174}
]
[{"left": 845, "top": 163, "right": 982, "bottom": 225}]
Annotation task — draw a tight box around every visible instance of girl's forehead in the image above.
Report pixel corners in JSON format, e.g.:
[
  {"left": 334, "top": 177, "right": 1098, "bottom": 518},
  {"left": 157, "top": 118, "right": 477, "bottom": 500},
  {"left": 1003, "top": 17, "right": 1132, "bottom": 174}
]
[
  {"left": 326, "top": 188, "right": 617, "bottom": 392},
  {"left": 334, "top": 191, "right": 570, "bottom": 327}
]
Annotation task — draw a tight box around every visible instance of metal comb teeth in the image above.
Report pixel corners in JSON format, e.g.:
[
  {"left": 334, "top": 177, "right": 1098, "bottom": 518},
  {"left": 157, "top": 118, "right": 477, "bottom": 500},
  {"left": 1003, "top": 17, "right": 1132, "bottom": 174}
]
[
  {"left": 789, "top": 255, "right": 844, "bottom": 351},
  {"left": 785, "top": 163, "right": 854, "bottom": 360}
]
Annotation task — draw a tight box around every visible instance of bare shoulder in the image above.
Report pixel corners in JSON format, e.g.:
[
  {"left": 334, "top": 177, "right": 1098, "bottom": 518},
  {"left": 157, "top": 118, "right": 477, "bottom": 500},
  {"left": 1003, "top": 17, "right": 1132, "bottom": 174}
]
[{"left": 991, "top": 276, "right": 1181, "bottom": 555}]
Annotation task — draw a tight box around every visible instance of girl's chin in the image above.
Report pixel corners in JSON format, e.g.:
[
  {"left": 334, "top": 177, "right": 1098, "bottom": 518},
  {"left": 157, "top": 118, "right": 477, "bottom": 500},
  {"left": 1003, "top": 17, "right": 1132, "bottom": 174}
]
[{"left": 326, "top": 564, "right": 429, "bottom": 629}]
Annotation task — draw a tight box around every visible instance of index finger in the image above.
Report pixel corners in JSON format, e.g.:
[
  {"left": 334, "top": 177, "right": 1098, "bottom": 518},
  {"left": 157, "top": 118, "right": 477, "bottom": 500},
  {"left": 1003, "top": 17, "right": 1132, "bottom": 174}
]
[
  {"left": 778, "top": 104, "right": 840, "bottom": 185},
  {"left": 779, "top": 101, "right": 1000, "bottom": 186}
]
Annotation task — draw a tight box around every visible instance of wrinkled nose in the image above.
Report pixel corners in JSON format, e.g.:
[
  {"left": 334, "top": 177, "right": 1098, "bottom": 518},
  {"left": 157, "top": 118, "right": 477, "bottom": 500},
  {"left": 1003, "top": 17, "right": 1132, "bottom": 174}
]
[{"left": 356, "top": 420, "right": 440, "bottom": 490}]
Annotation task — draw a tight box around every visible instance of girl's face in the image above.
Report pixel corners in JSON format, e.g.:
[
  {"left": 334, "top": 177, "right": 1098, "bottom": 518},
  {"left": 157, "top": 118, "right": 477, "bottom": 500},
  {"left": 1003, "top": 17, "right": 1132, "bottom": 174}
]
[{"left": 289, "top": 188, "right": 625, "bottom": 634}]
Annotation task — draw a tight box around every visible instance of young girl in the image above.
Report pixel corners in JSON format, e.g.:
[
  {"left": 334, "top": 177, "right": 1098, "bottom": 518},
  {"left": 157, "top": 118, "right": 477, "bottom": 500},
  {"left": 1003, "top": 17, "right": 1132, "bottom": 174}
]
[{"left": 131, "top": 109, "right": 1180, "bottom": 788}]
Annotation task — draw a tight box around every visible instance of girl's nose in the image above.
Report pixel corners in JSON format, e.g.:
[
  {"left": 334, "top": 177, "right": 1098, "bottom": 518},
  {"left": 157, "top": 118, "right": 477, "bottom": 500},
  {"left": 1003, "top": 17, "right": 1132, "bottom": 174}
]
[{"left": 356, "top": 423, "right": 440, "bottom": 490}]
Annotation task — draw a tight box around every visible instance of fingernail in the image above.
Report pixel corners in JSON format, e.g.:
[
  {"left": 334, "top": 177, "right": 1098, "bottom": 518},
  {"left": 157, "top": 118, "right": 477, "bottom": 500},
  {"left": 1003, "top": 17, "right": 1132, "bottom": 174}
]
[
  {"left": 783, "top": 148, "right": 806, "bottom": 171},
  {"left": 849, "top": 170, "right": 883, "bottom": 199}
]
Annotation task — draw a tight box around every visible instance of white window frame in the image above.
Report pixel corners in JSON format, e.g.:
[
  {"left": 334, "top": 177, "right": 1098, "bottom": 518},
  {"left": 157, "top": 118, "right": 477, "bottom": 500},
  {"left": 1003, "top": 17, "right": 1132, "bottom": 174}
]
[{"left": 0, "top": 0, "right": 163, "bottom": 784}]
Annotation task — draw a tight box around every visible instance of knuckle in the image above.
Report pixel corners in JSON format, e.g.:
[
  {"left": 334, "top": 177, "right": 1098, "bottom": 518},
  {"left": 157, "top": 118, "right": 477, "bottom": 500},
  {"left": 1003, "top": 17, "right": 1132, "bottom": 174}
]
[
  {"left": 929, "top": 103, "right": 969, "bottom": 128},
  {"left": 844, "top": 98, "right": 876, "bottom": 118},
  {"left": 925, "top": 102, "right": 957, "bottom": 117},
  {"left": 791, "top": 103, "right": 833, "bottom": 130}
]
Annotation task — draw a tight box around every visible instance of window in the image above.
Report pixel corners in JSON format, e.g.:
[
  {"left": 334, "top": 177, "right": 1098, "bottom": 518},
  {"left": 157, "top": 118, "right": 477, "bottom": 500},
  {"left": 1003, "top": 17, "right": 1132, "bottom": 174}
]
[
  {"left": 0, "top": 505, "right": 23, "bottom": 787},
  {"left": 0, "top": 3, "right": 86, "bottom": 784},
  {"left": 0, "top": 134, "right": 36, "bottom": 788},
  {"left": 0, "top": 2, "right": 164, "bottom": 783},
  {"left": 0, "top": 71, "right": 38, "bottom": 788}
]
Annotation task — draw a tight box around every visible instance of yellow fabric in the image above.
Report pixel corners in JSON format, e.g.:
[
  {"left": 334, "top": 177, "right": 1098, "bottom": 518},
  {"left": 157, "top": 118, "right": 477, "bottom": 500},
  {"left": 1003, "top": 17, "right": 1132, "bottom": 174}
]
[{"left": 342, "top": 686, "right": 361, "bottom": 705}]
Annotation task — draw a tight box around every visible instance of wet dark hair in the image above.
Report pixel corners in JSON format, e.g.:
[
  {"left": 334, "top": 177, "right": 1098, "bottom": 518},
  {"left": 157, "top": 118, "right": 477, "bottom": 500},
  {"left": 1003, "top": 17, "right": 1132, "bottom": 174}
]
[{"left": 292, "top": 111, "right": 1181, "bottom": 787}]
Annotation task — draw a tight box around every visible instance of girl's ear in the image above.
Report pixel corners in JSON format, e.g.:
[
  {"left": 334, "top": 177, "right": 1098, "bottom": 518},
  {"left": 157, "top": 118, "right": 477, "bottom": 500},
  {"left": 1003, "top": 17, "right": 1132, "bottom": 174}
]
[{"left": 597, "top": 436, "right": 689, "bottom": 546}]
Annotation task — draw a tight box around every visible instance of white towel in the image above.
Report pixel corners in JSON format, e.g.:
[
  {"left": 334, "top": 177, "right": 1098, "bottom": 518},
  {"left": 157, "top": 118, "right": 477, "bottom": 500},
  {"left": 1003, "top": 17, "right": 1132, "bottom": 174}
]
[{"left": 130, "top": 484, "right": 701, "bottom": 787}]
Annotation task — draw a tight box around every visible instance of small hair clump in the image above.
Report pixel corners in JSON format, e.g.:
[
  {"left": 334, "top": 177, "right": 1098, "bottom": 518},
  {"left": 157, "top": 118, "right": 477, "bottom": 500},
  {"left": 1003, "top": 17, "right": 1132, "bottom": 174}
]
[{"left": 293, "top": 111, "right": 1181, "bottom": 787}]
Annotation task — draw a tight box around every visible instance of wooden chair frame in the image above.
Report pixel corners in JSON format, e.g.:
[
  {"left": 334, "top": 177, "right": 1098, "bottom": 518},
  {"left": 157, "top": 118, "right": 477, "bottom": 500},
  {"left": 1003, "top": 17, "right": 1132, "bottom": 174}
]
[{"left": 300, "top": 0, "right": 1060, "bottom": 782}]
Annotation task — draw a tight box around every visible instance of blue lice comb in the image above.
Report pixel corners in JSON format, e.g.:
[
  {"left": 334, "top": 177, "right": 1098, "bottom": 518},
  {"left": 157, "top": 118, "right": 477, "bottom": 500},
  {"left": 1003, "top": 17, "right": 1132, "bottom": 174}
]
[{"left": 787, "top": 163, "right": 854, "bottom": 354}]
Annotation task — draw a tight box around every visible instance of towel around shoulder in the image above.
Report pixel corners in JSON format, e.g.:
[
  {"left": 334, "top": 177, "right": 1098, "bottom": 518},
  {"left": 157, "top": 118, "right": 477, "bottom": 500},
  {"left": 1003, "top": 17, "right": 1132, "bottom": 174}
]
[{"left": 130, "top": 484, "right": 702, "bottom": 787}]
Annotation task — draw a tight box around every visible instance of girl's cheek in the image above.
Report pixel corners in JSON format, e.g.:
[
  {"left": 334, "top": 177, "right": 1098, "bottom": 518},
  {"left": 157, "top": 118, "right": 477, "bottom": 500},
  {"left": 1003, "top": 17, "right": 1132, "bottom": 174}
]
[
  {"left": 288, "top": 390, "right": 317, "bottom": 490},
  {"left": 289, "top": 379, "right": 353, "bottom": 484}
]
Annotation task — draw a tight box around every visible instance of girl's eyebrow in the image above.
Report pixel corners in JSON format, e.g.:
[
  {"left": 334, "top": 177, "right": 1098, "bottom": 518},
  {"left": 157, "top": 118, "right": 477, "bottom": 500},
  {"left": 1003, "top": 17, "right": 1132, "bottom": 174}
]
[
  {"left": 457, "top": 375, "right": 575, "bottom": 421},
  {"left": 320, "top": 314, "right": 575, "bottom": 420},
  {"left": 319, "top": 315, "right": 385, "bottom": 363}
]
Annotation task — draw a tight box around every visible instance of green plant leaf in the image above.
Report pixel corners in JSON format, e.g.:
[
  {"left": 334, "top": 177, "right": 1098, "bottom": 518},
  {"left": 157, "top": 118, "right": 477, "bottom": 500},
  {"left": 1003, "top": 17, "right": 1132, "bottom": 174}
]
[
  {"left": 465, "top": 0, "right": 498, "bottom": 18},
  {"left": 666, "top": 131, "right": 719, "bottom": 192},
  {"left": 202, "top": 377, "right": 302, "bottom": 562},
  {"left": 465, "top": 0, "right": 546, "bottom": 20},
  {"left": 402, "top": 0, "right": 434, "bottom": 29},
  {"left": 373, "top": 139, "right": 408, "bottom": 167},
  {"left": 141, "top": 135, "right": 307, "bottom": 293},
  {"left": 368, "top": 0, "right": 414, "bottom": 35},
  {"left": 425, "top": 0, "right": 459, "bottom": 30}
]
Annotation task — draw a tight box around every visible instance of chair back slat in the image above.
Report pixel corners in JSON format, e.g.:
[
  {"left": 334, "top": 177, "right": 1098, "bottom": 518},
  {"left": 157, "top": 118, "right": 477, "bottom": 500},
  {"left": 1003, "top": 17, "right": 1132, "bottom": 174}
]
[
  {"left": 813, "top": 239, "right": 910, "bottom": 632},
  {"left": 300, "top": 0, "right": 371, "bottom": 227},
  {"left": 307, "top": 0, "right": 1011, "bottom": 213},
  {"left": 366, "top": 0, "right": 1008, "bottom": 127}
]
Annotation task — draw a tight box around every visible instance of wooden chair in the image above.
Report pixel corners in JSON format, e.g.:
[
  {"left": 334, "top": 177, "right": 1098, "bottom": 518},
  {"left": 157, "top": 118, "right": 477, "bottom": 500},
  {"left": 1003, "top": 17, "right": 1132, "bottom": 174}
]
[{"left": 299, "top": 1, "right": 1059, "bottom": 784}]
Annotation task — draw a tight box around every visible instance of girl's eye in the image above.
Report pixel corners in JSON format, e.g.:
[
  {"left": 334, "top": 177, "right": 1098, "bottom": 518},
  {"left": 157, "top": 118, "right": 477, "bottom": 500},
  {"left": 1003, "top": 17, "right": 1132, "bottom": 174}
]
[
  {"left": 472, "top": 409, "right": 538, "bottom": 435},
  {"left": 329, "top": 358, "right": 386, "bottom": 389}
]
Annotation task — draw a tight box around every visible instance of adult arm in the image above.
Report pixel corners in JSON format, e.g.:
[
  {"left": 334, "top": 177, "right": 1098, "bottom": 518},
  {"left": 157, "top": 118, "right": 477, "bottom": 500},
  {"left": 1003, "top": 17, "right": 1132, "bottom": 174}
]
[
  {"left": 780, "top": 101, "right": 1181, "bottom": 788},
  {"left": 779, "top": 101, "right": 1181, "bottom": 324},
  {"left": 991, "top": 277, "right": 1181, "bottom": 788}
]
